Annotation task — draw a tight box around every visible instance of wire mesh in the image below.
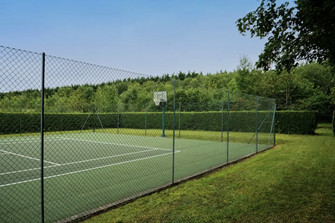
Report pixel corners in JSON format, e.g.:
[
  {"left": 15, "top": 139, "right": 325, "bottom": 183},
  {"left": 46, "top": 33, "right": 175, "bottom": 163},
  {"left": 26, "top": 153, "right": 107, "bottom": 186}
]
[
  {"left": 0, "top": 45, "right": 276, "bottom": 223},
  {"left": 0, "top": 46, "right": 43, "bottom": 222}
]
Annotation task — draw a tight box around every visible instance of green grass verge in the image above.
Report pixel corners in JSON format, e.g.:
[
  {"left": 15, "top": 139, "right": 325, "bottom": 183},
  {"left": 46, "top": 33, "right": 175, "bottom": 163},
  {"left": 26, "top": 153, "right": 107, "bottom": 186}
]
[{"left": 84, "top": 124, "right": 335, "bottom": 223}]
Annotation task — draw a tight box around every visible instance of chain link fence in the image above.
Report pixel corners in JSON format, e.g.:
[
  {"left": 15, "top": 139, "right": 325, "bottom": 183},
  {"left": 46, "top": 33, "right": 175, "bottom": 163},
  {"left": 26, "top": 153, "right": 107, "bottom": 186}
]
[{"left": 0, "top": 45, "right": 276, "bottom": 223}]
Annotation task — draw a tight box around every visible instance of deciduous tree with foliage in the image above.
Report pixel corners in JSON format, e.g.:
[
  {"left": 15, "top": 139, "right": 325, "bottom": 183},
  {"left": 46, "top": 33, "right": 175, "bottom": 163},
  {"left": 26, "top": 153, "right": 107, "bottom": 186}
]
[{"left": 236, "top": 0, "right": 335, "bottom": 71}]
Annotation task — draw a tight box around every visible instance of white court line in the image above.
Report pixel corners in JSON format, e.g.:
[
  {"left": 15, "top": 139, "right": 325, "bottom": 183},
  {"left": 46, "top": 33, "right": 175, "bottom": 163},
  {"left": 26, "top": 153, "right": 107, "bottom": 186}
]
[
  {"left": 0, "top": 148, "right": 162, "bottom": 176},
  {"left": 0, "top": 137, "right": 179, "bottom": 152},
  {"left": 0, "top": 138, "right": 60, "bottom": 144},
  {"left": 53, "top": 136, "right": 178, "bottom": 152},
  {"left": 0, "top": 138, "right": 85, "bottom": 145},
  {"left": 0, "top": 149, "right": 60, "bottom": 165},
  {"left": 0, "top": 151, "right": 180, "bottom": 188}
]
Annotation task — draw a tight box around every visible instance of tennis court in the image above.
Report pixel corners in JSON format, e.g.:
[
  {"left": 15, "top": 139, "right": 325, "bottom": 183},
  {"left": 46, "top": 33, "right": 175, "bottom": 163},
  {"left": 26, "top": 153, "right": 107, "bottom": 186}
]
[{"left": 0, "top": 132, "right": 263, "bottom": 222}]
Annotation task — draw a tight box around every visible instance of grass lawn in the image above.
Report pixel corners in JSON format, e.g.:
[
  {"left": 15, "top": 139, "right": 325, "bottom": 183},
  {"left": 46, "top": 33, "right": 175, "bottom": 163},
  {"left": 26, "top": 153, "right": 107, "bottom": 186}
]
[{"left": 83, "top": 123, "right": 335, "bottom": 223}]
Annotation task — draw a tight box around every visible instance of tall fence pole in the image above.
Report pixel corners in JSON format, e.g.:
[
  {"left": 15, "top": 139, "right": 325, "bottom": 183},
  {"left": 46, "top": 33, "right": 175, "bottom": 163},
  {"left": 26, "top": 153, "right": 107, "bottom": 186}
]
[
  {"left": 178, "top": 102, "right": 181, "bottom": 139},
  {"left": 19, "top": 102, "right": 22, "bottom": 136},
  {"left": 270, "top": 103, "right": 277, "bottom": 147},
  {"left": 221, "top": 100, "right": 224, "bottom": 142},
  {"left": 274, "top": 101, "right": 276, "bottom": 146},
  {"left": 60, "top": 104, "right": 63, "bottom": 134},
  {"left": 172, "top": 79, "right": 176, "bottom": 184},
  {"left": 40, "top": 52, "right": 46, "bottom": 223},
  {"left": 162, "top": 102, "right": 166, "bottom": 137},
  {"left": 227, "top": 90, "right": 230, "bottom": 164},
  {"left": 117, "top": 104, "right": 120, "bottom": 134},
  {"left": 256, "top": 96, "right": 259, "bottom": 153},
  {"left": 145, "top": 103, "right": 147, "bottom": 136}
]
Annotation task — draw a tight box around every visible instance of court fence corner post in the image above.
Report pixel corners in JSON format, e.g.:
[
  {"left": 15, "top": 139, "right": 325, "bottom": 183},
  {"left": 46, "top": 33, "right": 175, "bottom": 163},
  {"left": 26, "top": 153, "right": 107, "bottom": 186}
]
[{"left": 40, "top": 52, "right": 46, "bottom": 223}]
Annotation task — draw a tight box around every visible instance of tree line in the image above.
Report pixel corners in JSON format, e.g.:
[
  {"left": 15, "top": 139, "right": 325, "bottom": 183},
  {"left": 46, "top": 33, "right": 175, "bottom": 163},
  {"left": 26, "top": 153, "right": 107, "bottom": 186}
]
[{"left": 0, "top": 57, "right": 334, "bottom": 120}]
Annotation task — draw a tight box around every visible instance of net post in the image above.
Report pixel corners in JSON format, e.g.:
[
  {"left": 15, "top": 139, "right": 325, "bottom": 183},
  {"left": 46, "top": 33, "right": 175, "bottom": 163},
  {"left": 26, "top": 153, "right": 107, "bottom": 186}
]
[
  {"left": 256, "top": 96, "right": 259, "bottom": 153},
  {"left": 226, "top": 90, "right": 230, "bottom": 164},
  {"left": 40, "top": 52, "right": 45, "bottom": 223}
]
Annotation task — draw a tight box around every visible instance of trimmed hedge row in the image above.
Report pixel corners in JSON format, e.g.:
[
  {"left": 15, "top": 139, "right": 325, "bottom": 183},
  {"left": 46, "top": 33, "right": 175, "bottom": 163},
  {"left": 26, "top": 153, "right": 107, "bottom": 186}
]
[
  {"left": 275, "top": 111, "right": 317, "bottom": 134},
  {"left": 0, "top": 111, "right": 317, "bottom": 135}
]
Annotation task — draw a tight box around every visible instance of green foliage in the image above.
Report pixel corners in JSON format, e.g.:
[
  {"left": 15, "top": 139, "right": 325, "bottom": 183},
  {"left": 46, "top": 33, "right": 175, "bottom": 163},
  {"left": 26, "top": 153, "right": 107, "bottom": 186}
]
[
  {"left": 1, "top": 61, "right": 333, "bottom": 121},
  {"left": 0, "top": 111, "right": 317, "bottom": 135},
  {"left": 236, "top": 0, "right": 335, "bottom": 71},
  {"left": 275, "top": 111, "right": 317, "bottom": 134},
  {"left": 0, "top": 112, "right": 118, "bottom": 135}
]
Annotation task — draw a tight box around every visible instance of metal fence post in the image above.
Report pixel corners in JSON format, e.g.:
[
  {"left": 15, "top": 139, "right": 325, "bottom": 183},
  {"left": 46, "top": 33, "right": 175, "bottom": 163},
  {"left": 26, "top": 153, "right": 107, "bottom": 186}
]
[
  {"left": 227, "top": 90, "right": 230, "bottom": 164},
  {"left": 271, "top": 103, "right": 276, "bottom": 146},
  {"left": 256, "top": 96, "right": 259, "bottom": 153},
  {"left": 179, "top": 102, "right": 181, "bottom": 139},
  {"left": 19, "top": 102, "right": 22, "bottom": 136},
  {"left": 40, "top": 52, "right": 45, "bottom": 223},
  {"left": 172, "top": 79, "right": 176, "bottom": 184},
  {"left": 145, "top": 103, "right": 147, "bottom": 136},
  {"left": 60, "top": 104, "right": 63, "bottom": 134},
  {"left": 221, "top": 100, "right": 224, "bottom": 142},
  {"left": 117, "top": 104, "right": 120, "bottom": 134},
  {"left": 274, "top": 101, "right": 276, "bottom": 146}
]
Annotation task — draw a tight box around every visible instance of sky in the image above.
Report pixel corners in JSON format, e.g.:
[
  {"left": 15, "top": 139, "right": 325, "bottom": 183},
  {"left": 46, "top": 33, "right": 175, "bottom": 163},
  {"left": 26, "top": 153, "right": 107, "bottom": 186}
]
[{"left": 1, "top": 0, "right": 295, "bottom": 77}]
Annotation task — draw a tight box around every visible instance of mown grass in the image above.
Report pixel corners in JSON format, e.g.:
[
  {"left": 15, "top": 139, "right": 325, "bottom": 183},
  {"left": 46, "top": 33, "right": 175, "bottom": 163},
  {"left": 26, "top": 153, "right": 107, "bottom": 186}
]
[{"left": 83, "top": 124, "right": 335, "bottom": 223}]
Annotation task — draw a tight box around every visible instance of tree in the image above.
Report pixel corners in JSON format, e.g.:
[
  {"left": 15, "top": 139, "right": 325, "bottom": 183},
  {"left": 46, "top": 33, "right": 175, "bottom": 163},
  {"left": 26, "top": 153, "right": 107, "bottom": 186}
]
[
  {"left": 236, "top": 0, "right": 335, "bottom": 72},
  {"left": 94, "top": 85, "right": 119, "bottom": 112},
  {"left": 68, "top": 86, "right": 94, "bottom": 112}
]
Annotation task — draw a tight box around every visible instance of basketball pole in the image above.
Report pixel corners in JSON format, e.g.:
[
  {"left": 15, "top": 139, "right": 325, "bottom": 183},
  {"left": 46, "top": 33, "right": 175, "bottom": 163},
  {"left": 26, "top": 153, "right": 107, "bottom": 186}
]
[{"left": 162, "top": 102, "right": 166, "bottom": 137}]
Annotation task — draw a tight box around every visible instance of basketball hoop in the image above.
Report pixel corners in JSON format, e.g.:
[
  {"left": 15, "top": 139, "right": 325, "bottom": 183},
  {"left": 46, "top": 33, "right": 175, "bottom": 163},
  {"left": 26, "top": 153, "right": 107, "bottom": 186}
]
[
  {"left": 153, "top": 91, "right": 168, "bottom": 137},
  {"left": 154, "top": 100, "right": 161, "bottom": 106},
  {"left": 153, "top": 91, "right": 167, "bottom": 106}
]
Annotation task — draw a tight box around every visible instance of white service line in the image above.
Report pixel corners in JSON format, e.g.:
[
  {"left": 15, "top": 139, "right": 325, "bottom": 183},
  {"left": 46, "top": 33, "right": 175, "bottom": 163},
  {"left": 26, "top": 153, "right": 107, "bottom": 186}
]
[
  {"left": 0, "top": 137, "right": 179, "bottom": 152},
  {"left": 0, "top": 148, "right": 162, "bottom": 176},
  {"left": 53, "top": 136, "right": 180, "bottom": 152},
  {"left": 0, "top": 151, "right": 180, "bottom": 188},
  {"left": 0, "top": 149, "right": 60, "bottom": 165},
  {"left": 0, "top": 138, "right": 62, "bottom": 144}
]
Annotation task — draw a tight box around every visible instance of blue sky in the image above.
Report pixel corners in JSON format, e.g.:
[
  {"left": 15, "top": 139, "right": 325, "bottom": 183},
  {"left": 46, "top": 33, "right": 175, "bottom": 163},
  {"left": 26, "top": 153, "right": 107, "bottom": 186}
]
[{"left": 1, "top": 0, "right": 294, "bottom": 76}]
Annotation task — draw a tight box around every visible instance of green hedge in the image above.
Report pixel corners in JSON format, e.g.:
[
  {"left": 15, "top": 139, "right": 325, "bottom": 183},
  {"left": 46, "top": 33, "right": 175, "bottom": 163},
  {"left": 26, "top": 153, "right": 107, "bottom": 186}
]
[
  {"left": 0, "top": 111, "right": 317, "bottom": 135},
  {"left": 0, "top": 112, "right": 119, "bottom": 134},
  {"left": 275, "top": 111, "right": 317, "bottom": 134}
]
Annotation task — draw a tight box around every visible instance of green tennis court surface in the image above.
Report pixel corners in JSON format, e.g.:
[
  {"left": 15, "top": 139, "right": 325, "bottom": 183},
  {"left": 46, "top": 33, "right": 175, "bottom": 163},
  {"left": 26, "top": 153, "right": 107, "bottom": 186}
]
[{"left": 0, "top": 132, "right": 266, "bottom": 222}]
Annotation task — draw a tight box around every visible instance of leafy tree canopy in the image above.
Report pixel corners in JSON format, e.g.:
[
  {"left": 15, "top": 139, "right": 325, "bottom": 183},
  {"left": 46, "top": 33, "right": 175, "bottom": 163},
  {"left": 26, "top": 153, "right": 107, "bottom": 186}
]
[{"left": 236, "top": 0, "right": 335, "bottom": 71}]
